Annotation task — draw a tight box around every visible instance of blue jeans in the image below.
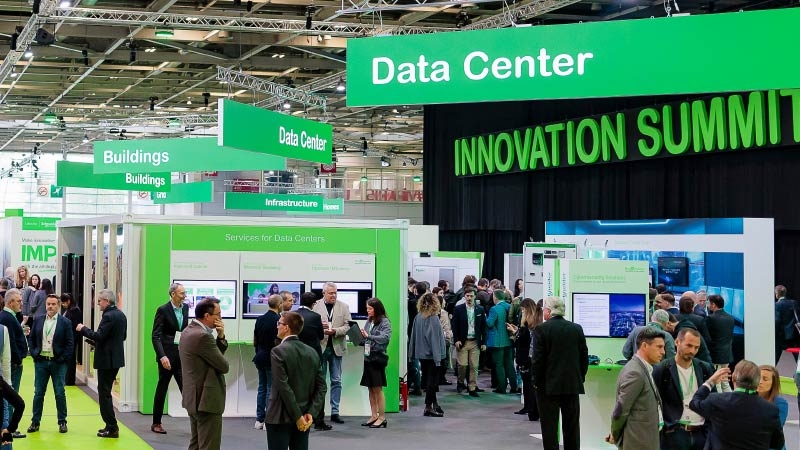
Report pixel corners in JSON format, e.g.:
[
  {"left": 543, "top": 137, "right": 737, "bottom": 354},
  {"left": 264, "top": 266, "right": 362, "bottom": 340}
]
[
  {"left": 31, "top": 359, "right": 68, "bottom": 424},
  {"left": 320, "top": 347, "right": 342, "bottom": 415},
  {"left": 4, "top": 363, "right": 23, "bottom": 428},
  {"left": 255, "top": 365, "right": 272, "bottom": 422}
]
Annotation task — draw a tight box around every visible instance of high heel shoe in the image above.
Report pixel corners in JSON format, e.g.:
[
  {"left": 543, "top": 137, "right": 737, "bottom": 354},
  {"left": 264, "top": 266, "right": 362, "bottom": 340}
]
[
  {"left": 369, "top": 419, "right": 387, "bottom": 428},
  {"left": 361, "top": 418, "right": 378, "bottom": 427}
]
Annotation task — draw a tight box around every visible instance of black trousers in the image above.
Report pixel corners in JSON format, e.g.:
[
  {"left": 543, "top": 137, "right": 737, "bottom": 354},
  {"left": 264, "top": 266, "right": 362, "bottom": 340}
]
[
  {"left": 521, "top": 369, "right": 539, "bottom": 419},
  {"left": 536, "top": 392, "right": 580, "bottom": 450},
  {"left": 266, "top": 423, "right": 310, "bottom": 450},
  {"left": 153, "top": 362, "right": 183, "bottom": 425},
  {"left": 97, "top": 368, "right": 119, "bottom": 431},
  {"left": 0, "top": 377, "right": 24, "bottom": 433},
  {"left": 65, "top": 339, "right": 78, "bottom": 386},
  {"left": 419, "top": 359, "right": 440, "bottom": 407}
]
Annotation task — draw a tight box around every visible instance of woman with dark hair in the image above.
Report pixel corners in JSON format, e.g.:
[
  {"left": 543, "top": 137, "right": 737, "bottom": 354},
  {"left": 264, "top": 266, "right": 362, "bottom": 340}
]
[
  {"left": 61, "top": 293, "right": 83, "bottom": 385},
  {"left": 507, "top": 298, "right": 544, "bottom": 420},
  {"left": 758, "top": 365, "right": 787, "bottom": 450},
  {"left": 22, "top": 273, "right": 41, "bottom": 318},
  {"left": 514, "top": 279, "right": 524, "bottom": 299},
  {"left": 432, "top": 287, "right": 453, "bottom": 385},
  {"left": 359, "top": 298, "right": 392, "bottom": 428},
  {"left": 409, "top": 293, "right": 446, "bottom": 417},
  {"left": 30, "top": 278, "right": 53, "bottom": 317}
]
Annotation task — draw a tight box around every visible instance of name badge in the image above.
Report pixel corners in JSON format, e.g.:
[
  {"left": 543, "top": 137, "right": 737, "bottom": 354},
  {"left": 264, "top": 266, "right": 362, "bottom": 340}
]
[
  {"left": 174, "top": 331, "right": 182, "bottom": 345},
  {"left": 364, "top": 342, "right": 371, "bottom": 356}
]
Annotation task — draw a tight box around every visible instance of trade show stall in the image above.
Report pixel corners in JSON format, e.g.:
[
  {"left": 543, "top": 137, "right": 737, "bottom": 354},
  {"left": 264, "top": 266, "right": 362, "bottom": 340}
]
[
  {"left": 57, "top": 215, "right": 407, "bottom": 418},
  {"left": 409, "top": 251, "right": 482, "bottom": 290},
  {"left": 0, "top": 212, "right": 59, "bottom": 283},
  {"left": 523, "top": 242, "right": 577, "bottom": 301}
]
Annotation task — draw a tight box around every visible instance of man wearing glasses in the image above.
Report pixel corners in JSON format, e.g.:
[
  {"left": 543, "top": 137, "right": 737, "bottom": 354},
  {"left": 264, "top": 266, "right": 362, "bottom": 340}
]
[
  {"left": 179, "top": 297, "right": 229, "bottom": 450},
  {"left": 77, "top": 289, "right": 128, "bottom": 439}
]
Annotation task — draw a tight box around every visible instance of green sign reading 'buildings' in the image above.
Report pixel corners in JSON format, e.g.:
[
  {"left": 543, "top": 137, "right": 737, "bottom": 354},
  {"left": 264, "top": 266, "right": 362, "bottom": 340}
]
[
  {"left": 152, "top": 181, "right": 214, "bottom": 204},
  {"left": 346, "top": 8, "right": 800, "bottom": 107},
  {"left": 224, "top": 192, "right": 325, "bottom": 212},
  {"left": 218, "top": 99, "right": 333, "bottom": 164},
  {"left": 93, "top": 137, "right": 286, "bottom": 174},
  {"left": 56, "top": 160, "right": 171, "bottom": 192},
  {"left": 455, "top": 89, "right": 800, "bottom": 177}
]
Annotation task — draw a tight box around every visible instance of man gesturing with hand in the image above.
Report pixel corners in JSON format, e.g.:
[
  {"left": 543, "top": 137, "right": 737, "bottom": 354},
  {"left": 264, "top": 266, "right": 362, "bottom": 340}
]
[{"left": 266, "top": 311, "right": 327, "bottom": 450}]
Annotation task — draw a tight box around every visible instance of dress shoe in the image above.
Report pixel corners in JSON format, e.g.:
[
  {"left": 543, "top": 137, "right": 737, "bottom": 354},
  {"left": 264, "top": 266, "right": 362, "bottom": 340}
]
[
  {"left": 11, "top": 431, "right": 25, "bottom": 439},
  {"left": 314, "top": 422, "right": 332, "bottom": 431},
  {"left": 98, "top": 428, "right": 108, "bottom": 433},
  {"left": 456, "top": 382, "right": 466, "bottom": 393},
  {"left": 468, "top": 390, "right": 480, "bottom": 397},
  {"left": 433, "top": 403, "right": 444, "bottom": 415},
  {"left": 97, "top": 429, "right": 119, "bottom": 438},
  {"left": 59, "top": 423, "right": 68, "bottom": 434},
  {"left": 474, "top": 387, "right": 485, "bottom": 392},
  {"left": 369, "top": 419, "right": 387, "bottom": 428},
  {"left": 330, "top": 414, "right": 344, "bottom": 424},
  {"left": 254, "top": 421, "right": 265, "bottom": 430},
  {"left": 514, "top": 408, "right": 529, "bottom": 415},
  {"left": 26, "top": 424, "right": 39, "bottom": 433},
  {"left": 438, "top": 379, "right": 453, "bottom": 385},
  {"left": 151, "top": 423, "right": 167, "bottom": 434},
  {"left": 361, "top": 418, "right": 378, "bottom": 427},
  {"left": 528, "top": 415, "right": 540, "bottom": 422},
  {"left": 423, "top": 407, "right": 443, "bottom": 418}
]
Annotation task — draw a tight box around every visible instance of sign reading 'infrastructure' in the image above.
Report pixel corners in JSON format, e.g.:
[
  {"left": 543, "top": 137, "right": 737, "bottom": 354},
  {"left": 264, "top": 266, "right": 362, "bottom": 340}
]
[
  {"left": 346, "top": 8, "right": 800, "bottom": 107},
  {"left": 57, "top": 160, "right": 171, "bottom": 192},
  {"left": 455, "top": 89, "right": 800, "bottom": 177},
  {"left": 93, "top": 137, "right": 286, "bottom": 174},
  {"left": 218, "top": 99, "right": 333, "bottom": 164},
  {"left": 224, "top": 192, "right": 325, "bottom": 212}
]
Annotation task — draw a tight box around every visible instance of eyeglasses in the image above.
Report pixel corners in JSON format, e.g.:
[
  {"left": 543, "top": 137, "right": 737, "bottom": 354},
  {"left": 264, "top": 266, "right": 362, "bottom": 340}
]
[{"left": 277, "top": 321, "right": 287, "bottom": 326}]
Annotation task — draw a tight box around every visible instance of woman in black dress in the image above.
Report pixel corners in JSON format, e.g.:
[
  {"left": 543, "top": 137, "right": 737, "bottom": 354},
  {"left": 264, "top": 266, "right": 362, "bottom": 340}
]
[
  {"left": 506, "top": 298, "right": 543, "bottom": 420},
  {"left": 359, "top": 298, "right": 392, "bottom": 428}
]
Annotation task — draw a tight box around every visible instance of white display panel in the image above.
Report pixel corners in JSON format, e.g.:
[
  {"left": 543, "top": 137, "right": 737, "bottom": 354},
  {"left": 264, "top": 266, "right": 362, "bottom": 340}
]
[
  {"left": 572, "top": 293, "right": 610, "bottom": 337},
  {"left": 173, "top": 279, "right": 237, "bottom": 318}
]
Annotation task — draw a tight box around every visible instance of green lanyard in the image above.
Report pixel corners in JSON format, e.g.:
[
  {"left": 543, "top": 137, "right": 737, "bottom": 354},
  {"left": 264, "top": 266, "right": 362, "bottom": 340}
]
[
  {"left": 677, "top": 365, "right": 695, "bottom": 398},
  {"left": 44, "top": 317, "right": 57, "bottom": 340},
  {"left": 174, "top": 307, "right": 183, "bottom": 329},
  {"left": 734, "top": 387, "right": 756, "bottom": 394}
]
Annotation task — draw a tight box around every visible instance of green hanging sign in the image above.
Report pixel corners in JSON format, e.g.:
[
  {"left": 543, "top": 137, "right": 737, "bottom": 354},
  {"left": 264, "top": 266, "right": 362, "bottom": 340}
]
[
  {"left": 93, "top": 137, "right": 286, "bottom": 174},
  {"left": 218, "top": 99, "right": 333, "bottom": 164},
  {"left": 224, "top": 192, "right": 325, "bottom": 212},
  {"left": 56, "top": 160, "right": 171, "bottom": 192},
  {"left": 293, "top": 197, "right": 345, "bottom": 215},
  {"left": 152, "top": 181, "right": 214, "bottom": 204},
  {"left": 346, "top": 8, "right": 800, "bottom": 107}
]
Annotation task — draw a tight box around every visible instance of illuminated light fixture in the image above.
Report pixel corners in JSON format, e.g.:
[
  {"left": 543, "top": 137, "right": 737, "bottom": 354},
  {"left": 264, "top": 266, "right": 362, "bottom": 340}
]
[
  {"left": 292, "top": 173, "right": 298, "bottom": 179},
  {"left": 279, "top": 54, "right": 285, "bottom": 58},
  {"left": 282, "top": 100, "right": 291, "bottom": 110},
  {"left": 23, "top": 47, "right": 33, "bottom": 59},
  {"left": 59, "top": 0, "right": 71, "bottom": 7},
  {"left": 186, "top": 98, "right": 192, "bottom": 105},
  {"left": 10, "top": 68, "right": 17, "bottom": 78},
  {"left": 43, "top": 112, "right": 57, "bottom": 124},
  {"left": 413, "top": 175, "right": 421, "bottom": 182},
  {"left": 335, "top": 78, "right": 345, "bottom": 92},
  {"left": 360, "top": 174, "right": 369, "bottom": 182},
  {"left": 82, "top": 133, "right": 89, "bottom": 143},
  {"left": 380, "top": 156, "right": 390, "bottom": 167},
  {"left": 145, "top": 47, "right": 156, "bottom": 53},
  {"left": 154, "top": 29, "right": 174, "bottom": 38}
]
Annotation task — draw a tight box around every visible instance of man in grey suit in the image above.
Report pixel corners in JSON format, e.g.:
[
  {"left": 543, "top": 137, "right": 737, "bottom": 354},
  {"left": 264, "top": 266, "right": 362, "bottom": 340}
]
[
  {"left": 609, "top": 327, "right": 665, "bottom": 449},
  {"left": 266, "top": 311, "right": 327, "bottom": 450},
  {"left": 179, "top": 297, "right": 229, "bottom": 450},
  {"left": 311, "top": 282, "right": 351, "bottom": 428}
]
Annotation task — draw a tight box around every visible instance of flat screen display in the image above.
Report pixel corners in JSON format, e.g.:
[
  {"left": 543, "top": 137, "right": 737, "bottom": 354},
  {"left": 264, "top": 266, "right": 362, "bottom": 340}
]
[
  {"left": 572, "top": 293, "right": 647, "bottom": 338},
  {"left": 242, "top": 281, "right": 305, "bottom": 318},
  {"left": 657, "top": 256, "right": 689, "bottom": 286},
  {"left": 173, "top": 279, "right": 237, "bottom": 319},
  {"left": 310, "top": 281, "right": 373, "bottom": 319}
]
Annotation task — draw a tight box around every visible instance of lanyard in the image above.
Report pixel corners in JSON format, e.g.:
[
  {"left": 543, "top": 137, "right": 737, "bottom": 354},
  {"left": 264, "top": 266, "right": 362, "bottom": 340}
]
[
  {"left": 44, "top": 318, "right": 57, "bottom": 339},
  {"left": 734, "top": 387, "right": 756, "bottom": 394},
  {"left": 677, "top": 365, "right": 695, "bottom": 398}
]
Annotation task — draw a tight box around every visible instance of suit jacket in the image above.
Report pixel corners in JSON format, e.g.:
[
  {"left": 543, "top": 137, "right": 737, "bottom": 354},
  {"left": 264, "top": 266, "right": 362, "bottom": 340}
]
[
  {"left": 690, "top": 385, "right": 784, "bottom": 450},
  {"left": 151, "top": 301, "right": 189, "bottom": 364},
  {"left": 532, "top": 316, "right": 588, "bottom": 395},
  {"left": 297, "top": 307, "right": 323, "bottom": 358},
  {"left": 0, "top": 310, "right": 27, "bottom": 365},
  {"left": 312, "top": 300, "right": 352, "bottom": 357},
  {"left": 80, "top": 305, "right": 127, "bottom": 370},
  {"left": 451, "top": 303, "right": 486, "bottom": 346},
  {"left": 29, "top": 314, "right": 74, "bottom": 363},
  {"left": 706, "top": 309, "right": 735, "bottom": 364},
  {"left": 253, "top": 310, "right": 280, "bottom": 368},
  {"left": 611, "top": 356, "right": 661, "bottom": 450},
  {"left": 675, "top": 313, "right": 712, "bottom": 347},
  {"left": 774, "top": 298, "right": 798, "bottom": 342},
  {"left": 180, "top": 320, "right": 229, "bottom": 415},
  {"left": 265, "top": 336, "right": 326, "bottom": 425},
  {"left": 652, "top": 357, "right": 714, "bottom": 427}
]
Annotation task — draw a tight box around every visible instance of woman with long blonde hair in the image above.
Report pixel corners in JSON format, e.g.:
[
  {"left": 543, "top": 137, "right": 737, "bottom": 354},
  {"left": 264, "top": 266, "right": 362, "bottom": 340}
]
[
  {"left": 409, "top": 293, "right": 446, "bottom": 417},
  {"left": 507, "top": 298, "right": 543, "bottom": 420}
]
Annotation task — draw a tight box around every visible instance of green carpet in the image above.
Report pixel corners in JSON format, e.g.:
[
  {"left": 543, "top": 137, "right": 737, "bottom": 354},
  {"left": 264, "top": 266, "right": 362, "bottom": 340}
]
[{"left": 14, "top": 359, "right": 152, "bottom": 449}]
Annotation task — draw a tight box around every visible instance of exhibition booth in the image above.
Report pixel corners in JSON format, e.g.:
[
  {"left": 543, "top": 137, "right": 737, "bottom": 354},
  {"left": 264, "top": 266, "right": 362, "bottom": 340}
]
[
  {"left": 56, "top": 215, "right": 407, "bottom": 417},
  {"left": 0, "top": 211, "right": 59, "bottom": 283}
]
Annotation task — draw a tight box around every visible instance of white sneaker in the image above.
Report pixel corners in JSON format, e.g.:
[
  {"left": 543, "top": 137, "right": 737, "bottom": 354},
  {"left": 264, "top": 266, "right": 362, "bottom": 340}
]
[{"left": 254, "top": 421, "right": 264, "bottom": 430}]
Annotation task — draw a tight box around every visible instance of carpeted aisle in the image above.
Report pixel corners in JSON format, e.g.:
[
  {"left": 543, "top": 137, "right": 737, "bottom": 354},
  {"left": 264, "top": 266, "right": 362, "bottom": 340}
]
[{"left": 15, "top": 359, "right": 152, "bottom": 450}]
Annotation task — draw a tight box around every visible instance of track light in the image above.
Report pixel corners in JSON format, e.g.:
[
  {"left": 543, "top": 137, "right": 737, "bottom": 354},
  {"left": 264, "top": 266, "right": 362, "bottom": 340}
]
[
  {"left": 456, "top": 10, "right": 472, "bottom": 28},
  {"left": 82, "top": 133, "right": 89, "bottom": 143},
  {"left": 335, "top": 78, "right": 345, "bottom": 92},
  {"left": 410, "top": 158, "right": 418, "bottom": 166},
  {"left": 282, "top": 100, "right": 291, "bottom": 110},
  {"left": 32, "top": 0, "right": 41, "bottom": 14},
  {"left": 306, "top": 8, "right": 313, "bottom": 30},
  {"left": 130, "top": 48, "right": 136, "bottom": 62},
  {"left": 246, "top": 0, "right": 253, "bottom": 11},
  {"left": 233, "top": 0, "right": 241, "bottom": 5},
  {"left": 380, "top": 157, "right": 390, "bottom": 167},
  {"left": 82, "top": 49, "right": 89, "bottom": 66},
  {"left": 10, "top": 68, "right": 17, "bottom": 78},
  {"left": 10, "top": 33, "right": 18, "bottom": 51},
  {"left": 361, "top": 137, "right": 368, "bottom": 151},
  {"left": 59, "top": 0, "right": 71, "bottom": 7},
  {"left": 24, "top": 47, "right": 33, "bottom": 59},
  {"left": 202, "top": 92, "right": 211, "bottom": 108},
  {"left": 149, "top": 96, "right": 158, "bottom": 111}
]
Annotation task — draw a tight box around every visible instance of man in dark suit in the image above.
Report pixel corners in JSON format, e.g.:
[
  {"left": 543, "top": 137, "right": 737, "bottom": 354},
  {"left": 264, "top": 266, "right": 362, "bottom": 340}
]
[
  {"left": 706, "top": 294, "right": 734, "bottom": 374},
  {"left": 652, "top": 328, "right": 716, "bottom": 450},
  {"left": 77, "top": 288, "right": 127, "bottom": 438},
  {"left": 774, "top": 284, "right": 798, "bottom": 363},
  {"left": 296, "top": 292, "right": 323, "bottom": 358},
  {"left": 253, "top": 294, "right": 281, "bottom": 430},
  {"left": 690, "top": 360, "right": 784, "bottom": 450},
  {"left": 0, "top": 288, "right": 28, "bottom": 438},
  {"left": 60, "top": 293, "right": 82, "bottom": 386},
  {"left": 675, "top": 295, "right": 712, "bottom": 346},
  {"left": 451, "top": 287, "right": 486, "bottom": 396},
  {"left": 150, "top": 282, "right": 190, "bottom": 434},
  {"left": 532, "top": 296, "right": 588, "bottom": 450},
  {"left": 26, "top": 294, "right": 74, "bottom": 434},
  {"left": 266, "top": 311, "right": 326, "bottom": 450},
  {"left": 180, "top": 297, "right": 229, "bottom": 450}
]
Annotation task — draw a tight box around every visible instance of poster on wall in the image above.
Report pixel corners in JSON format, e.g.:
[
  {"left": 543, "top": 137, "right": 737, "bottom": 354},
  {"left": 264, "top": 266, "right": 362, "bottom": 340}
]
[
  {"left": 17, "top": 217, "right": 58, "bottom": 282},
  {"left": 173, "top": 279, "right": 237, "bottom": 318}
]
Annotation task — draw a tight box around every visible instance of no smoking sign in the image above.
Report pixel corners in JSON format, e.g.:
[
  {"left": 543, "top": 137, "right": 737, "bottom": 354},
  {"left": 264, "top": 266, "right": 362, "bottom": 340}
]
[{"left": 37, "top": 185, "right": 48, "bottom": 197}]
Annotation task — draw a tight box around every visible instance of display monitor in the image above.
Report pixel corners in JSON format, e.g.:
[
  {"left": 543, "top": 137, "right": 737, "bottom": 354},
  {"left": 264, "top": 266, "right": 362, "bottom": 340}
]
[
  {"left": 310, "top": 281, "right": 373, "bottom": 319},
  {"left": 657, "top": 256, "right": 689, "bottom": 286},
  {"left": 572, "top": 292, "right": 647, "bottom": 338},
  {"left": 173, "top": 279, "right": 237, "bottom": 319},
  {"left": 242, "top": 281, "right": 306, "bottom": 318}
]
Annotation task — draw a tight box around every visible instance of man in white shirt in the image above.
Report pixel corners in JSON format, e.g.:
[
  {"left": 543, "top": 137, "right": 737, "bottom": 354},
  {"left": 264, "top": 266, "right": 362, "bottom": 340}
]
[{"left": 26, "top": 295, "right": 74, "bottom": 434}]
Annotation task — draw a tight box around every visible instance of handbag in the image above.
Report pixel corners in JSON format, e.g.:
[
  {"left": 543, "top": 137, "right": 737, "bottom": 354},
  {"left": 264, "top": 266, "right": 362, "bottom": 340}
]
[{"left": 365, "top": 351, "right": 389, "bottom": 368}]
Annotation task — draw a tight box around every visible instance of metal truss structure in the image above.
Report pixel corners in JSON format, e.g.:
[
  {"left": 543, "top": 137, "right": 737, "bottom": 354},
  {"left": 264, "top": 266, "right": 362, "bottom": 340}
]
[
  {"left": 463, "top": 0, "right": 583, "bottom": 29},
  {"left": 217, "top": 66, "right": 327, "bottom": 112},
  {"left": 96, "top": 114, "right": 218, "bottom": 129},
  {"left": 0, "top": 0, "right": 58, "bottom": 89},
  {"left": 336, "top": 0, "right": 501, "bottom": 15}
]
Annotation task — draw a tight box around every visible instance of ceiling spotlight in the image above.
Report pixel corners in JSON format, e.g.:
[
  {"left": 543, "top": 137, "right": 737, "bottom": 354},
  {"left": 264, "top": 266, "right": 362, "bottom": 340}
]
[
  {"left": 335, "top": 78, "right": 345, "bottom": 92},
  {"left": 413, "top": 175, "right": 421, "bottom": 182},
  {"left": 456, "top": 10, "right": 472, "bottom": 28},
  {"left": 10, "top": 68, "right": 17, "bottom": 78},
  {"left": 59, "top": 0, "right": 71, "bottom": 7},
  {"left": 82, "top": 133, "right": 89, "bottom": 143},
  {"left": 82, "top": 49, "right": 89, "bottom": 66},
  {"left": 149, "top": 96, "right": 158, "bottom": 111},
  {"left": 186, "top": 98, "right": 192, "bottom": 105},
  {"left": 185, "top": 125, "right": 196, "bottom": 132},
  {"left": 380, "top": 156, "right": 390, "bottom": 167},
  {"left": 282, "top": 100, "right": 291, "bottom": 110},
  {"left": 23, "top": 47, "right": 33, "bottom": 59},
  {"left": 32, "top": 0, "right": 41, "bottom": 13},
  {"left": 360, "top": 174, "right": 369, "bottom": 182},
  {"left": 246, "top": 0, "right": 253, "bottom": 12},
  {"left": 10, "top": 33, "right": 18, "bottom": 51},
  {"left": 202, "top": 92, "right": 211, "bottom": 108},
  {"left": 306, "top": 8, "right": 313, "bottom": 30}
]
